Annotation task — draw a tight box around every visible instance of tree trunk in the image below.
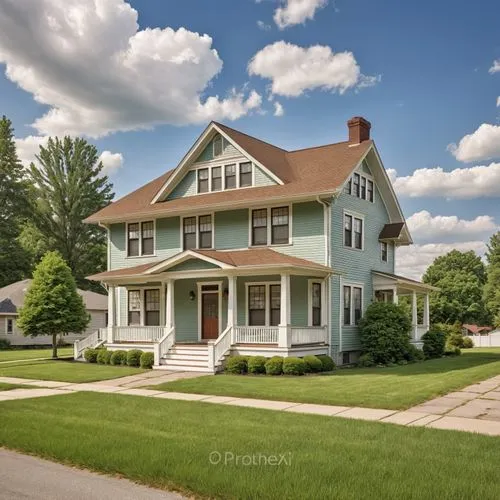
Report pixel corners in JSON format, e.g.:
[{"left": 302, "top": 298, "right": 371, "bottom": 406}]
[{"left": 52, "top": 334, "right": 58, "bottom": 359}]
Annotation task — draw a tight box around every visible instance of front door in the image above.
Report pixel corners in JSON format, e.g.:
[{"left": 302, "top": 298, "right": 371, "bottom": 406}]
[{"left": 202, "top": 292, "right": 219, "bottom": 340}]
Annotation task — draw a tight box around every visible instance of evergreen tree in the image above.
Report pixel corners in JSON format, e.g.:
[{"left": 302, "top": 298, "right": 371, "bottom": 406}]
[
  {"left": 0, "top": 115, "right": 31, "bottom": 287},
  {"left": 27, "top": 137, "right": 114, "bottom": 291},
  {"left": 484, "top": 232, "right": 500, "bottom": 327},
  {"left": 17, "top": 251, "right": 89, "bottom": 358}
]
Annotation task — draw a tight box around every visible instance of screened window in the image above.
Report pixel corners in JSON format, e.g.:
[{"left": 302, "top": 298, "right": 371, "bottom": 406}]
[
  {"left": 211, "top": 166, "right": 222, "bottom": 191},
  {"left": 183, "top": 217, "right": 197, "bottom": 250},
  {"left": 198, "top": 168, "right": 209, "bottom": 193},
  {"left": 354, "top": 218, "right": 363, "bottom": 250},
  {"left": 344, "top": 215, "right": 352, "bottom": 247},
  {"left": 381, "top": 241, "right": 388, "bottom": 262},
  {"left": 270, "top": 285, "right": 281, "bottom": 326},
  {"left": 198, "top": 215, "right": 212, "bottom": 249},
  {"left": 213, "top": 135, "right": 223, "bottom": 157},
  {"left": 141, "top": 221, "right": 154, "bottom": 255},
  {"left": 353, "top": 173, "right": 360, "bottom": 197},
  {"left": 225, "top": 164, "right": 236, "bottom": 189},
  {"left": 353, "top": 287, "right": 362, "bottom": 325},
  {"left": 343, "top": 286, "right": 351, "bottom": 326},
  {"left": 239, "top": 162, "right": 252, "bottom": 187},
  {"left": 144, "top": 289, "right": 160, "bottom": 326},
  {"left": 6, "top": 319, "right": 13, "bottom": 334},
  {"left": 248, "top": 285, "right": 266, "bottom": 326},
  {"left": 271, "top": 206, "right": 289, "bottom": 244},
  {"left": 128, "top": 290, "right": 141, "bottom": 325},
  {"left": 312, "top": 283, "right": 322, "bottom": 327},
  {"left": 252, "top": 209, "right": 268, "bottom": 246},
  {"left": 127, "top": 223, "right": 140, "bottom": 257},
  {"left": 367, "top": 180, "right": 374, "bottom": 202}
]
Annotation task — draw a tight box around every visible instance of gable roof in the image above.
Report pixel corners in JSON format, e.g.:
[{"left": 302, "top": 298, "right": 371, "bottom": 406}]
[
  {"left": 462, "top": 324, "right": 493, "bottom": 334},
  {"left": 0, "top": 279, "right": 108, "bottom": 312}
]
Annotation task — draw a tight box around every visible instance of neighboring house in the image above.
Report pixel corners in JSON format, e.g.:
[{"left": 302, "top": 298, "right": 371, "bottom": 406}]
[
  {"left": 0, "top": 280, "right": 107, "bottom": 345},
  {"left": 80, "top": 117, "right": 435, "bottom": 372},
  {"left": 462, "top": 324, "right": 493, "bottom": 336}
]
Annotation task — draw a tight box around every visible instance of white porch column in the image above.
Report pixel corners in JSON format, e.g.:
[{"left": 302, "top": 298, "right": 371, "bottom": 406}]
[
  {"left": 165, "top": 279, "right": 175, "bottom": 329},
  {"left": 279, "top": 273, "right": 291, "bottom": 348},
  {"left": 411, "top": 291, "right": 418, "bottom": 340},
  {"left": 393, "top": 286, "right": 399, "bottom": 304},
  {"left": 107, "top": 285, "right": 115, "bottom": 343},
  {"left": 227, "top": 275, "right": 237, "bottom": 344},
  {"left": 423, "top": 293, "right": 430, "bottom": 329}
]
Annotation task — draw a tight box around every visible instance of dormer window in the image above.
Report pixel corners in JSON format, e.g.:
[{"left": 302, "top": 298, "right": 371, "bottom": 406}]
[
  {"left": 212, "top": 167, "right": 222, "bottom": 191},
  {"left": 195, "top": 162, "right": 254, "bottom": 193},
  {"left": 225, "top": 164, "right": 236, "bottom": 189},
  {"left": 213, "top": 135, "right": 223, "bottom": 157},
  {"left": 240, "top": 162, "right": 252, "bottom": 187},
  {"left": 198, "top": 168, "right": 209, "bottom": 193},
  {"left": 345, "top": 172, "right": 374, "bottom": 202}
]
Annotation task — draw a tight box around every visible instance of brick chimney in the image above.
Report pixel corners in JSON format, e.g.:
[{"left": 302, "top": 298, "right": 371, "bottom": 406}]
[{"left": 347, "top": 116, "right": 371, "bottom": 144}]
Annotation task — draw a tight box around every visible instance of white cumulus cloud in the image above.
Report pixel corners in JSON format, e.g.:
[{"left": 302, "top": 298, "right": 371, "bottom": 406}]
[
  {"left": 273, "top": 101, "right": 284, "bottom": 116},
  {"left": 396, "top": 241, "right": 487, "bottom": 281},
  {"left": 14, "top": 136, "right": 49, "bottom": 167},
  {"left": 387, "top": 162, "right": 500, "bottom": 199},
  {"left": 448, "top": 123, "right": 500, "bottom": 163},
  {"left": 248, "top": 41, "right": 377, "bottom": 97},
  {"left": 99, "top": 151, "right": 123, "bottom": 176},
  {"left": 0, "top": 0, "right": 261, "bottom": 139},
  {"left": 274, "top": 0, "right": 328, "bottom": 29},
  {"left": 489, "top": 59, "right": 500, "bottom": 74},
  {"left": 257, "top": 20, "right": 271, "bottom": 31}
]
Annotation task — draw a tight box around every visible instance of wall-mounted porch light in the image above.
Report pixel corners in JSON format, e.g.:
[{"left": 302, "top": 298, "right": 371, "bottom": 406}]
[{"left": 189, "top": 290, "right": 196, "bottom": 301}]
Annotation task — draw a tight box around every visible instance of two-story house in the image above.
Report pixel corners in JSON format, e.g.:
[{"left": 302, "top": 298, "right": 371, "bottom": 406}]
[{"left": 77, "top": 117, "right": 435, "bottom": 372}]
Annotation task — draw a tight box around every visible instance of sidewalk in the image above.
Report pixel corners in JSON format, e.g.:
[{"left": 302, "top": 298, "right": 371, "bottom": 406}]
[{"left": 2, "top": 374, "right": 500, "bottom": 437}]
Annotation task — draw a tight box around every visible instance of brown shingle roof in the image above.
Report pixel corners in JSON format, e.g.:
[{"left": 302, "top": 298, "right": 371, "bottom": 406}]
[
  {"left": 88, "top": 249, "right": 332, "bottom": 281},
  {"left": 379, "top": 222, "right": 405, "bottom": 240},
  {"left": 85, "top": 123, "right": 373, "bottom": 223}
]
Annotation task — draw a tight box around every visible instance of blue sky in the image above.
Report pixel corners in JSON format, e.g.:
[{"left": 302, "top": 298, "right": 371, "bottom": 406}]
[{"left": 0, "top": 0, "right": 499, "bottom": 277}]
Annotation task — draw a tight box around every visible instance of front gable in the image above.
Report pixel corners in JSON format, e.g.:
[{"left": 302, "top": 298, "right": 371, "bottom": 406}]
[{"left": 167, "top": 258, "right": 221, "bottom": 272}]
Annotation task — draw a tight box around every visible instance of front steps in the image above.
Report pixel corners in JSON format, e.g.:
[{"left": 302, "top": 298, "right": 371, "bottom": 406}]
[{"left": 157, "top": 344, "right": 214, "bottom": 373}]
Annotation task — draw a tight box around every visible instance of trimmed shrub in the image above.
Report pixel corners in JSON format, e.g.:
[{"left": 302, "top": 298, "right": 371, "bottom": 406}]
[
  {"left": 126, "top": 349, "right": 144, "bottom": 367},
  {"left": 444, "top": 346, "right": 461, "bottom": 356},
  {"left": 84, "top": 348, "right": 98, "bottom": 363},
  {"left": 247, "top": 356, "right": 267, "bottom": 374},
  {"left": 110, "top": 350, "right": 127, "bottom": 366},
  {"left": 0, "top": 338, "right": 11, "bottom": 349},
  {"left": 317, "top": 354, "right": 336, "bottom": 372},
  {"left": 357, "top": 353, "right": 375, "bottom": 367},
  {"left": 282, "top": 357, "right": 306, "bottom": 376},
  {"left": 359, "top": 302, "right": 412, "bottom": 365},
  {"left": 422, "top": 328, "right": 446, "bottom": 359},
  {"left": 303, "top": 355, "right": 323, "bottom": 373},
  {"left": 462, "top": 336, "right": 474, "bottom": 348},
  {"left": 405, "top": 344, "right": 425, "bottom": 362},
  {"left": 96, "top": 349, "right": 112, "bottom": 364},
  {"left": 225, "top": 355, "right": 248, "bottom": 374},
  {"left": 265, "top": 356, "right": 283, "bottom": 375},
  {"left": 140, "top": 351, "right": 154, "bottom": 369}
]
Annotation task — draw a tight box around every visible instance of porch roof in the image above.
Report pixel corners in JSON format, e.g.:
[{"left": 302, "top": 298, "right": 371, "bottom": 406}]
[
  {"left": 88, "top": 248, "right": 334, "bottom": 282},
  {"left": 372, "top": 271, "right": 439, "bottom": 294}
]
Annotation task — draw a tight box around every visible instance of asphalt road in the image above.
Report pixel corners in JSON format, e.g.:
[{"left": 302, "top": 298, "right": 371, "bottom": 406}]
[{"left": 0, "top": 449, "right": 185, "bottom": 500}]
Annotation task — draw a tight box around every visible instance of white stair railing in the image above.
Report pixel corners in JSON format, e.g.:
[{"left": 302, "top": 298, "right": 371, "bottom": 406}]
[
  {"left": 74, "top": 329, "right": 104, "bottom": 359},
  {"left": 208, "top": 326, "right": 233, "bottom": 371},
  {"left": 153, "top": 326, "right": 175, "bottom": 366}
]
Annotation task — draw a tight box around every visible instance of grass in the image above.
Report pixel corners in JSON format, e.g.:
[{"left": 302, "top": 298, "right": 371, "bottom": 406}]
[
  {"left": 0, "top": 392, "right": 498, "bottom": 499},
  {"left": 0, "top": 347, "right": 73, "bottom": 362},
  {"left": 154, "top": 348, "right": 500, "bottom": 410},
  {"left": 0, "top": 359, "right": 146, "bottom": 383},
  {"left": 0, "top": 382, "right": 37, "bottom": 391}
]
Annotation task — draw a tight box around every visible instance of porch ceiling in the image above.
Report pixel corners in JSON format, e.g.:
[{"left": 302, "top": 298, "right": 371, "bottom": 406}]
[{"left": 372, "top": 271, "right": 438, "bottom": 294}]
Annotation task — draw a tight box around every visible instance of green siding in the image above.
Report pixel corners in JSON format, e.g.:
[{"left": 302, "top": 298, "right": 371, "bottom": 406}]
[
  {"left": 109, "top": 217, "right": 181, "bottom": 270},
  {"left": 290, "top": 276, "right": 309, "bottom": 327},
  {"left": 330, "top": 183, "right": 395, "bottom": 353},
  {"left": 360, "top": 160, "right": 372, "bottom": 175},
  {"left": 255, "top": 166, "right": 276, "bottom": 186},
  {"left": 215, "top": 210, "right": 248, "bottom": 249},
  {"left": 195, "top": 136, "right": 239, "bottom": 162},
  {"left": 168, "top": 170, "right": 196, "bottom": 200},
  {"left": 168, "top": 259, "right": 220, "bottom": 272}
]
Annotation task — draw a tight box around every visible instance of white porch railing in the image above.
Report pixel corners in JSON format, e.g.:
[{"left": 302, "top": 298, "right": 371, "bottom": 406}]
[
  {"left": 208, "top": 325, "right": 233, "bottom": 371},
  {"left": 153, "top": 326, "right": 175, "bottom": 366},
  {"left": 73, "top": 329, "right": 104, "bottom": 359},
  {"left": 112, "top": 326, "right": 166, "bottom": 343},
  {"left": 234, "top": 326, "right": 279, "bottom": 344},
  {"left": 290, "top": 326, "right": 328, "bottom": 345}
]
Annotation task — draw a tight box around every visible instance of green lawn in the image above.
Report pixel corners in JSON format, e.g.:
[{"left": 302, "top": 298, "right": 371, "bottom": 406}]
[
  {"left": 0, "top": 347, "right": 73, "bottom": 362},
  {"left": 0, "top": 382, "right": 37, "bottom": 391},
  {"left": 154, "top": 349, "right": 500, "bottom": 410},
  {"left": 0, "top": 392, "right": 498, "bottom": 499},
  {"left": 0, "top": 360, "right": 145, "bottom": 383}
]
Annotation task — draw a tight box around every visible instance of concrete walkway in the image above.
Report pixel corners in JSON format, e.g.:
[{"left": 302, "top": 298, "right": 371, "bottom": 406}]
[{"left": 2, "top": 373, "right": 500, "bottom": 436}]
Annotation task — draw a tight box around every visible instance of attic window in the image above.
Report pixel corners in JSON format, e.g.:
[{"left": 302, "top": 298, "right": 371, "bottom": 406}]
[{"left": 213, "top": 135, "right": 223, "bottom": 157}]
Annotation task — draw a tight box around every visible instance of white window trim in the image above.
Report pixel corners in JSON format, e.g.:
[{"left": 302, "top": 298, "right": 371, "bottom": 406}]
[
  {"left": 126, "top": 287, "right": 161, "bottom": 327},
  {"left": 346, "top": 167, "right": 375, "bottom": 203},
  {"left": 197, "top": 281, "right": 223, "bottom": 341},
  {"left": 180, "top": 213, "right": 215, "bottom": 251},
  {"left": 342, "top": 283, "right": 364, "bottom": 327},
  {"left": 212, "top": 135, "right": 224, "bottom": 158},
  {"left": 381, "top": 241, "right": 388, "bottom": 262},
  {"left": 308, "top": 279, "right": 326, "bottom": 327},
  {"left": 245, "top": 281, "right": 280, "bottom": 326},
  {"left": 194, "top": 161, "right": 255, "bottom": 194},
  {"left": 343, "top": 210, "right": 365, "bottom": 251},
  {"left": 248, "top": 204, "right": 293, "bottom": 248},
  {"left": 126, "top": 220, "right": 156, "bottom": 258}
]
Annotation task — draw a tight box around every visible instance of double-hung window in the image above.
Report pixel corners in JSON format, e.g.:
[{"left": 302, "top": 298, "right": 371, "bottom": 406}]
[
  {"left": 271, "top": 207, "right": 289, "bottom": 244},
  {"left": 251, "top": 207, "right": 290, "bottom": 246},
  {"left": 145, "top": 289, "right": 160, "bottom": 326},
  {"left": 225, "top": 164, "right": 236, "bottom": 189},
  {"left": 344, "top": 178, "right": 352, "bottom": 195},
  {"left": 361, "top": 177, "right": 366, "bottom": 199},
  {"left": 128, "top": 290, "right": 141, "bottom": 325},
  {"left": 198, "top": 215, "right": 213, "bottom": 249},
  {"left": 367, "top": 180, "right": 374, "bottom": 202},
  {"left": 346, "top": 171, "right": 374, "bottom": 202},
  {"left": 344, "top": 213, "right": 363, "bottom": 250},
  {"left": 343, "top": 285, "right": 363, "bottom": 326},
  {"left": 211, "top": 167, "right": 222, "bottom": 191},
  {"left": 252, "top": 209, "right": 268, "bottom": 246},
  {"left": 128, "top": 221, "right": 154, "bottom": 257},
  {"left": 183, "top": 215, "right": 213, "bottom": 250},
  {"left": 6, "top": 319, "right": 13, "bottom": 334},
  {"left": 183, "top": 217, "right": 197, "bottom": 250},
  {"left": 247, "top": 283, "right": 281, "bottom": 326},
  {"left": 311, "top": 282, "right": 322, "bottom": 327},
  {"left": 239, "top": 162, "right": 252, "bottom": 187},
  {"left": 353, "top": 173, "right": 360, "bottom": 197},
  {"left": 381, "top": 241, "right": 388, "bottom": 262},
  {"left": 198, "top": 168, "right": 209, "bottom": 193},
  {"left": 269, "top": 285, "right": 281, "bottom": 326}
]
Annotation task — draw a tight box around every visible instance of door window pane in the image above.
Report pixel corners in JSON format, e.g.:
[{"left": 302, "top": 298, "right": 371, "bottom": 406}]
[
  {"left": 198, "top": 215, "right": 212, "bottom": 249},
  {"left": 252, "top": 209, "right": 267, "bottom": 245},
  {"left": 198, "top": 168, "right": 209, "bottom": 193},
  {"left": 344, "top": 215, "right": 352, "bottom": 247},
  {"left": 248, "top": 285, "right": 266, "bottom": 326},
  {"left": 239, "top": 162, "right": 252, "bottom": 187},
  {"left": 128, "top": 290, "right": 141, "bottom": 325},
  {"left": 141, "top": 221, "right": 154, "bottom": 255},
  {"left": 343, "top": 286, "right": 351, "bottom": 326},
  {"left": 271, "top": 207, "right": 289, "bottom": 244},
  {"left": 127, "top": 223, "right": 139, "bottom": 256},
  {"left": 312, "top": 283, "right": 321, "bottom": 326},
  {"left": 270, "top": 285, "right": 281, "bottom": 326},
  {"left": 183, "top": 217, "right": 197, "bottom": 250},
  {"left": 225, "top": 164, "right": 236, "bottom": 189},
  {"left": 212, "top": 167, "right": 222, "bottom": 191}
]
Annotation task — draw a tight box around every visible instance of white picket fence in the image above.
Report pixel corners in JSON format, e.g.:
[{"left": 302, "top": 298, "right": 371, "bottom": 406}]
[{"left": 468, "top": 331, "right": 500, "bottom": 347}]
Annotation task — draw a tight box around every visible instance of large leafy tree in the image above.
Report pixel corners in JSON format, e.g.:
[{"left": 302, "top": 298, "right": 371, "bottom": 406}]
[
  {"left": 28, "top": 137, "right": 113, "bottom": 292},
  {"left": 0, "top": 115, "right": 31, "bottom": 287},
  {"left": 423, "top": 250, "right": 489, "bottom": 325},
  {"left": 484, "top": 232, "right": 500, "bottom": 327},
  {"left": 17, "top": 251, "right": 89, "bottom": 358}
]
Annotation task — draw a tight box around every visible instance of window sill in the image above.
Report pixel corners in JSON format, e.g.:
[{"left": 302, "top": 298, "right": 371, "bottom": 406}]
[
  {"left": 125, "top": 254, "right": 157, "bottom": 259},
  {"left": 249, "top": 243, "right": 292, "bottom": 249},
  {"left": 343, "top": 246, "right": 364, "bottom": 252}
]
